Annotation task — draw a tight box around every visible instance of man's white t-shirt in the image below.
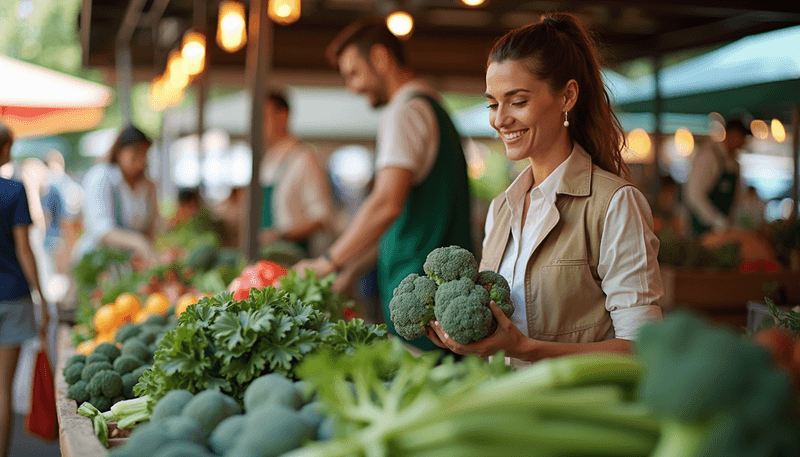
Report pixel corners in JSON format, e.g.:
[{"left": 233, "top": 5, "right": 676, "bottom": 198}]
[{"left": 375, "top": 80, "right": 442, "bottom": 184}]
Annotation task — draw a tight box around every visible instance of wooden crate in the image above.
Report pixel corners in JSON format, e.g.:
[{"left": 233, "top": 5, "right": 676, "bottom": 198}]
[
  {"left": 55, "top": 325, "right": 113, "bottom": 457},
  {"left": 659, "top": 266, "right": 800, "bottom": 330}
]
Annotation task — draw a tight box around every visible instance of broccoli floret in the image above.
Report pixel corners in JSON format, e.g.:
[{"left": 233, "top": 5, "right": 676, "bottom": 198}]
[
  {"left": 86, "top": 352, "right": 111, "bottom": 365},
  {"left": 228, "top": 404, "right": 313, "bottom": 457},
  {"left": 636, "top": 311, "right": 800, "bottom": 457},
  {"left": 67, "top": 380, "right": 90, "bottom": 403},
  {"left": 64, "top": 362, "right": 85, "bottom": 385},
  {"left": 389, "top": 274, "right": 438, "bottom": 341},
  {"left": 121, "top": 372, "right": 140, "bottom": 399},
  {"left": 82, "top": 361, "right": 114, "bottom": 382},
  {"left": 244, "top": 373, "right": 303, "bottom": 413},
  {"left": 114, "top": 324, "right": 141, "bottom": 344},
  {"left": 150, "top": 389, "right": 194, "bottom": 422},
  {"left": 120, "top": 338, "right": 150, "bottom": 362},
  {"left": 88, "top": 369, "right": 123, "bottom": 398},
  {"left": 434, "top": 277, "right": 492, "bottom": 344},
  {"left": 475, "top": 270, "right": 514, "bottom": 335},
  {"left": 144, "top": 314, "right": 168, "bottom": 327},
  {"left": 137, "top": 329, "right": 158, "bottom": 346},
  {"left": 423, "top": 245, "right": 478, "bottom": 285},
  {"left": 181, "top": 390, "right": 240, "bottom": 438},
  {"left": 89, "top": 395, "right": 113, "bottom": 413},
  {"left": 93, "top": 342, "right": 121, "bottom": 361},
  {"left": 113, "top": 355, "right": 144, "bottom": 375},
  {"left": 208, "top": 415, "right": 246, "bottom": 455},
  {"left": 66, "top": 354, "right": 87, "bottom": 368}
]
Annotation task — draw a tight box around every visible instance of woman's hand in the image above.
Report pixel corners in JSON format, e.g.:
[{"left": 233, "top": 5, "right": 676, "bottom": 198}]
[{"left": 426, "top": 300, "right": 529, "bottom": 358}]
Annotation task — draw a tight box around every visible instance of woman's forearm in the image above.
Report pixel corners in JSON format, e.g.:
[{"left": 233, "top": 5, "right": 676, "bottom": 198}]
[
  {"left": 509, "top": 338, "right": 632, "bottom": 362},
  {"left": 103, "top": 228, "right": 155, "bottom": 259},
  {"left": 12, "top": 225, "right": 42, "bottom": 295}
]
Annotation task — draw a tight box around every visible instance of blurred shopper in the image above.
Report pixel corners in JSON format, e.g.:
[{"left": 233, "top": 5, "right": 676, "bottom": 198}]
[
  {"left": 652, "top": 175, "right": 688, "bottom": 235},
  {"left": 73, "top": 124, "right": 159, "bottom": 266},
  {"left": 685, "top": 118, "right": 750, "bottom": 237},
  {"left": 293, "top": 19, "right": 473, "bottom": 349},
  {"left": 426, "top": 13, "right": 662, "bottom": 365},
  {"left": 0, "top": 122, "right": 49, "bottom": 457},
  {"left": 214, "top": 186, "right": 245, "bottom": 248},
  {"left": 259, "top": 91, "right": 337, "bottom": 258}
]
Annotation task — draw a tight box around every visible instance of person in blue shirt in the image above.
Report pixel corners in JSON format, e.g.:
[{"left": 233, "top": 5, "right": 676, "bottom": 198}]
[{"left": 0, "top": 121, "right": 48, "bottom": 457}]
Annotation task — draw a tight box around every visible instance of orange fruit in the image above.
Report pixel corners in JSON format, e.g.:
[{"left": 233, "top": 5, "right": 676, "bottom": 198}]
[
  {"left": 175, "top": 294, "right": 199, "bottom": 317},
  {"left": 115, "top": 293, "right": 142, "bottom": 321},
  {"left": 95, "top": 332, "right": 114, "bottom": 343},
  {"left": 144, "top": 293, "right": 171, "bottom": 315},
  {"left": 94, "top": 304, "right": 118, "bottom": 334},
  {"left": 76, "top": 339, "right": 98, "bottom": 356},
  {"left": 133, "top": 310, "right": 151, "bottom": 324}
]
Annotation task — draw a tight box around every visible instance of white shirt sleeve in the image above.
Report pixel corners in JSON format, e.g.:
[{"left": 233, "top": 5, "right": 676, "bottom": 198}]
[
  {"left": 82, "top": 165, "right": 118, "bottom": 237},
  {"left": 685, "top": 147, "right": 729, "bottom": 231},
  {"left": 598, "top": 186, "right": 664, "bottom": 340},
  {"left": 375, "top": 98, "right": 439, "bottom": 184},
  {"left": 274, "top": 150, "right": 333, "bottom": 232}
]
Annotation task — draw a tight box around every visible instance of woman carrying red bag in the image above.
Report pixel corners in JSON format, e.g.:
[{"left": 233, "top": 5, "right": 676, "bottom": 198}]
[{"left": 0, "top": 122, "right": 50, "bottom": 456}]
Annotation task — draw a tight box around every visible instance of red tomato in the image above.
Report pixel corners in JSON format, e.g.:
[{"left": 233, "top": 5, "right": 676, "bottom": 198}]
[
  {"left": 240, "top": 266, "right": 261, "bottom": 287},
  {"left": 255, "top": 261, "right": 288, "bottom": 286},
  {"left": 233, "top": 287, "right": 250, "bottom": 301},
  {"left": 752, "top": 327, "right": 795, "bottom": 369},
  {"left": 227, "top": 277, "right": 241, "bottom": 293},
  {"left": 342, "top": 308, "right": 358, "bottom": 321}
]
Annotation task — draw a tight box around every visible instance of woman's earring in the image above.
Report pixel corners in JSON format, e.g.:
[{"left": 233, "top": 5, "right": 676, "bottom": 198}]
[{"left": 564, "top": 111, "right": 570, "bottom": 127}]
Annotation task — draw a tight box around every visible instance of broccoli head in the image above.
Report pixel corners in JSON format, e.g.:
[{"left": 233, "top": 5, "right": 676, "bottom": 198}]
[
  {"left": 86, "top": 352, "right": 111, "bottom": 365},
  {"left": 423, "top": 245, "right": 478, "bottom": 285},
  {"left": 88, "top": 369, "right": 123, "bottom": 398},
  {"left": 89, "top": 395, "right": 113, "bottom": 413},
  {"left": 67, "top": 380, "right": 90, "bottom": 403},
  {"left": 121, "top": 372, "right": 139, "bottom": 399},
  {"left": 114, "top": 324, "right": 141, "bottom": 344},
  {"left": 113, "top": 355, "right": 144, "bottom": 375},
  {"left": 82, "top": 361, "right": 114, "bottom": 382},
  {"left": 434, "top": 277, "right": 493, "bottom": 344},
  {"left": 93, "top": 342, "right": 121, "bottom": 361},
  {"left": 181, "top": 390, "right": 240, "bottom": 438},
  {"left": 150, "top": 389, "right": 194, "bottom": 422},
  {"left": 635, "top": 311, "right": 800, "bottom": 457},
  {"left": 64, "top": 362, "right": 85, "bottom": 385},
  {"left": 66, "top": 354, "right": 87, "bottom": 368},
  {"left": 121, "top": 338, "right": 151, "bottom": 362},
  {"left": 389, "top": 274, "right": 438, "bottom": 341},
  {"left": 476, "top": 270, "right": 514, "bottom": 328}
]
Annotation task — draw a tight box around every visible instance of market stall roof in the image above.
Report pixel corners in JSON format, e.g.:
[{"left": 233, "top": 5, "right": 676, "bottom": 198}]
[
  {"left": 81, "top": 0, "right": 800, "bottom": 82},
  {"left": 0, "top": 55, "right": 114, "bottom": 138},
  {"left": 615, "top": 25, "right": 800, "bottom": 117}
]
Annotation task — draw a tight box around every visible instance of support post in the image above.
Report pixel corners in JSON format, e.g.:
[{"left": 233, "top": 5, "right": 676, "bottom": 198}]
[
  {"left": 650, "top": 53, "right": 663, "bottom": 205},
  {"left": 242, "top": 0, "right": 272, "bottom": 260},
  {"left": 792, "top": 105, "right": 800, "bottom": 220},
  {"left": 193, "top": 0, "right": 208, "bottom": 168}
]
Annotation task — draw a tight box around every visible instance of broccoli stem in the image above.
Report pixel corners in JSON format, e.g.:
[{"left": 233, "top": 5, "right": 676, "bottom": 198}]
[{"left": 648, "top": 418, "right": 709, "bottom": 457}]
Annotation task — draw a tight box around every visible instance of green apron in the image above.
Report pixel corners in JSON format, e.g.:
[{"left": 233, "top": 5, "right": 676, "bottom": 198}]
[
  {"left": 261, "top": 155, "right": 308, "bottom": 254},
  {"left": 690, "top": 161, "right": 738, "bottom": 236},
  {"left": 378, "top": 94, "right": 473, "bottom": 351}
]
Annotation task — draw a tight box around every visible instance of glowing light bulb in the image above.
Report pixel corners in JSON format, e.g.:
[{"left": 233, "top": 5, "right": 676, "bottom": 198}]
[
  {"left": 674, "top": 128, "right": 695, "bottom": 157},
  {"left": 627, "top": 128, "right": 652, "bottom": 162},
  {"left": 750, "top": 119, "right": 769, "bottom": 140},
  {"left": 181, "top": 32, "right": 206, "bottom": 75},
  {"left": 268, "top": 0, "right": 300, "bottom": 25},
  {"left": 386, "top": 11, "right": 414, "bottom": 38},
  {"left": 462, "top": 0, "right": 486, "bottom": 5},
  {"left": 217, "top": 1, "right": 247, "bottom": 52},
  {"left": 771, "top": 119, "right": 786, "bottom": 143}
]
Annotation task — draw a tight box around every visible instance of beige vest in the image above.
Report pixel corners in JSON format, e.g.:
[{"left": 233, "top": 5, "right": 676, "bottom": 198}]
[{"left": 480, "top": 145, "right": 631, "bottom": 347}]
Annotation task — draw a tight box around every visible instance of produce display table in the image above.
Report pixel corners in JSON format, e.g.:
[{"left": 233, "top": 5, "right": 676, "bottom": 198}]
[
  {"left": 660, "top": 267, "right": 800, "bottom": 329},
  {"left": 55, "top": 325, "right": 110, "bottom": 457}
]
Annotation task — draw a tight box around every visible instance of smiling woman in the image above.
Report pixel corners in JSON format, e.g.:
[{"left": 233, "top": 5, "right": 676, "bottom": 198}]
[{"left": 427, "top": 13, "right": 664, "bottom": 366}]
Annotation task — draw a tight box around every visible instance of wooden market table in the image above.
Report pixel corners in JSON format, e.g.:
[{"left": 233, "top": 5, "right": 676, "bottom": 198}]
[
  {"left": 55, "top": 325, "right": 115, "bottom": 457},
  {"left": 660, "top": 266, "right": 800, "bottom": 330}
]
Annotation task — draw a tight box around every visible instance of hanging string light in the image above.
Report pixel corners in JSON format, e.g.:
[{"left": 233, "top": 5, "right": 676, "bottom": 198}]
[
  {"left": 268, "top": 0, "right": 301, "bottom": 25},
  {"left": 181, "top": 31, "right": 206, "bottom": 75},
  {"left": 217, "top": 0, "right": 247, "bottom": 52},
  {"left": 386, "top": 11, "right": 414, "bottom": 39}
]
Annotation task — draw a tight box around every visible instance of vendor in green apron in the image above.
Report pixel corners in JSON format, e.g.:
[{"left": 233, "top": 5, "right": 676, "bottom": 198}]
[
  {"left": 259, "top": 92, "right": 337, "bottom": 258},
  {"left": 685, "top": 118, "right": 751, "bottom": 237},
  {"left": 292, "top": 20, "right": 473, "bottom": 351}
]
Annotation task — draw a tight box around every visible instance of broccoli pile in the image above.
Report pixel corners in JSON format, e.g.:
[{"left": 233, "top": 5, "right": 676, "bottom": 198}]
[
  {"left": 389, "top": 245, "right": 513, "bottom": 344},
  {"left": 109, "top": 373, "right": 324, "bottom": 457},
  {"left": 64, "top": 317, "right": 176, "bottom": 410}
]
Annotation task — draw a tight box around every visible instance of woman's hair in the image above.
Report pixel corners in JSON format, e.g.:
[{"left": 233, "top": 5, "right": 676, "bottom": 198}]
[
  {"left": 489, "top": 12, "right": 629, "bottom": 179},
  {"left": 104, "top": 124, "right": 152, "bottom": 164},
  {"left": 0, "top": 121, "right": 14, "bottom": 149}
]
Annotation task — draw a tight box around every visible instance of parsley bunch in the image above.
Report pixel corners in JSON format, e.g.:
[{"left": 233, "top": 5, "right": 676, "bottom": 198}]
[{"left": 134, "top": 287, "right": 386, "bottom": 405}]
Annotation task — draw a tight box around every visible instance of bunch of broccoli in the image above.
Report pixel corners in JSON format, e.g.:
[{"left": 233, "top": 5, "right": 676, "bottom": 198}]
[
  {"left": 109, "top": 373, "right": 325, "bottom": 457},
  {"left": 389, "top": 245, "right": 513, "bottom": 344},
  {"left": 65, "top": 315, "right": 174, "bottom": 411}
]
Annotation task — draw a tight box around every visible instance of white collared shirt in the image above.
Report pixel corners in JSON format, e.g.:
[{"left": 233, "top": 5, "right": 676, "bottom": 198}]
[
  {"left": 375, "top": 80, "right": 440, "bottom": 184},
  {"left": 684, "top": 141, "right": 741, "bottom": 232},
  {"left": 483, "top": 149, "right": 663, "bottom": 341}
]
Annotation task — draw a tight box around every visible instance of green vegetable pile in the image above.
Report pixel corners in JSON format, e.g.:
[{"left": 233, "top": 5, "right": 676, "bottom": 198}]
[
  {"left": 286, "top": 311, "right": 800, "bottom": 457},
  {"left": 389, "top": 245, "right": 513, "bottom": 344},
  {"left": 109, "top": 372, "right": 324, "bottom": 457},
  {"left": 276, "top": 269, "right": 358, "bottom": 320},
  {"left": 134, "top": 287, "right": 387, "bottom": 405}
]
